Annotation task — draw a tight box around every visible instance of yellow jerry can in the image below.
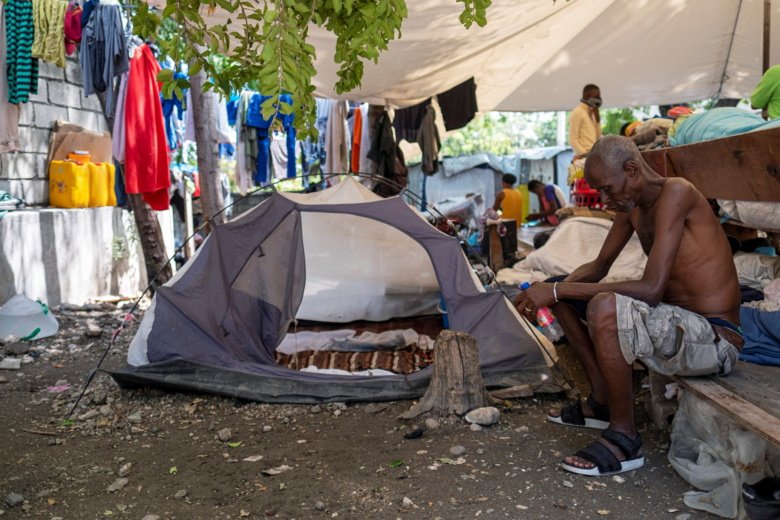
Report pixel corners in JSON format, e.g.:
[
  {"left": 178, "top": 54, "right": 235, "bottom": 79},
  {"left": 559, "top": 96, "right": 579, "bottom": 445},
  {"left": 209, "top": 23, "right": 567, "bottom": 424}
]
[
  {"left": 49, "top": 160, "right": 90, "bottom": 208},
  {"left": 87, "top": 162, "right": 116, "bottom": 207}
]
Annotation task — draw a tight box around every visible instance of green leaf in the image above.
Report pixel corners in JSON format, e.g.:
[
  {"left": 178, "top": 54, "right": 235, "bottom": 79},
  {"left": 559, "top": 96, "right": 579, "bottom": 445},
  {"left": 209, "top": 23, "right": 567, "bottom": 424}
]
[
  {"left": 157, "top": 69, "right": 174, "bottom": 82},
  {"left": 169, "top": 466, "right": 178, "bottom": 475},
  {"left": 60, "top": 419, "right": 74, "bottom": 427},
  {"left": 388, "top": 459, "right": 405, "bottom": 468},
  {"left": 227, "top": 441, "right": 243, "bottom": 448}
]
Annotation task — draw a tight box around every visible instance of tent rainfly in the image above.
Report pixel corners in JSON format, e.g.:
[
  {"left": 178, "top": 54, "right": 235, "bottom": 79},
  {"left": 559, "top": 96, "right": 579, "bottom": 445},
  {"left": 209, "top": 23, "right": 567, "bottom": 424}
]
[{"left": 112, "top": 178, "right": 551, "bottom": 403}]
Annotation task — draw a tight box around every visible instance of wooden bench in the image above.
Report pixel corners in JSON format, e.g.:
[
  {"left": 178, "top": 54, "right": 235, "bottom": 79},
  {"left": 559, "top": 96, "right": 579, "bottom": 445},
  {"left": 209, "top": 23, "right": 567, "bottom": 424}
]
[{"left": 673, "top": 361, "right": 780, "bottom": 447}]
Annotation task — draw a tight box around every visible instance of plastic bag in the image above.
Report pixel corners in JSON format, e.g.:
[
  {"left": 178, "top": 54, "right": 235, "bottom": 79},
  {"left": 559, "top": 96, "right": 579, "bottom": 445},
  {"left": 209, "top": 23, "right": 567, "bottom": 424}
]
[
  {"left": 0, "top": 295, "right": 59, "bottom": 341},
  {"left": 669, "top": 392, "right": 771, "bottom": 518}
]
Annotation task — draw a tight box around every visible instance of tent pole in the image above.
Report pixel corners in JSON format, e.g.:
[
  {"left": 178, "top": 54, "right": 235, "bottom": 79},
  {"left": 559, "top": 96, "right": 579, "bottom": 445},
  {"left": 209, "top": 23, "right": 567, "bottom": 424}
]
[{"left": 764, "top": 0, "right": 772, "bottom": 73}]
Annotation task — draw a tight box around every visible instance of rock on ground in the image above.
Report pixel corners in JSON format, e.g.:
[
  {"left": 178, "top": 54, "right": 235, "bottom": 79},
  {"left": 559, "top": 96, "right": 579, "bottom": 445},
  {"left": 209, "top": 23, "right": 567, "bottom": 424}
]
[{"left": 464, "top": 407, "right": 500, "bottom": 426}]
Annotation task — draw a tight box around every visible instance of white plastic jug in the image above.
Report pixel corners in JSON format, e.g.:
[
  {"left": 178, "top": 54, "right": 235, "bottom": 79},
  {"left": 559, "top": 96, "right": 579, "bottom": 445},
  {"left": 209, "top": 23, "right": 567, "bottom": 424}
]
[{"left": 0, "top": 295, "right": 59, "bottom": 340}]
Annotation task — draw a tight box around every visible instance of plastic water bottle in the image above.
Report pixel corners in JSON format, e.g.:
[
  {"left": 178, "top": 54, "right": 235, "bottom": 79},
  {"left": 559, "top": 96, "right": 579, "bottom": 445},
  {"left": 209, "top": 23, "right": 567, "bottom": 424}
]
[{"left": 519, "top": 282, "right": 564, "bottom": 342}]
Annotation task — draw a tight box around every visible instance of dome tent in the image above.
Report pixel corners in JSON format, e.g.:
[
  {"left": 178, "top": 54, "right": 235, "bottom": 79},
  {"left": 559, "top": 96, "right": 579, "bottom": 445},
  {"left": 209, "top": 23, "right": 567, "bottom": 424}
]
[{"left": 112, "top": 178, "right": 551, "bottom": 403}]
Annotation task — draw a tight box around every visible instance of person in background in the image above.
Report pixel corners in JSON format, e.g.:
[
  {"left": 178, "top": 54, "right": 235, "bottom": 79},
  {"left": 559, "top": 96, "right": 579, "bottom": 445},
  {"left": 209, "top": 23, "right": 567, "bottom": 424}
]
[
  {"left": 492, "top": 173, "right": 523, "bottom": 223},
  {"left": 526, "top": 179, "right": 568, "bottom": 226},
  {"left": 750, "top": 64, "right": 780, "bottom": 120},
  {"left": 569, "top": 84, "right": 603, "bottom": 158}
]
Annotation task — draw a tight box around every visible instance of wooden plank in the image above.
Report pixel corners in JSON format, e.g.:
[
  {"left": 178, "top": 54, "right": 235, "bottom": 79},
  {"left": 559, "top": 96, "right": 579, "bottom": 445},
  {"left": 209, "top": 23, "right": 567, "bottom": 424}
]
[
  {"left": 641, "top": 127, "right": 780, "bottom": 202},
  {"left": 713, "top": 362, "right": 780, "bottom": 419},
  {"left": 676, "top": 376, "right": 780, "bottom": 447}
]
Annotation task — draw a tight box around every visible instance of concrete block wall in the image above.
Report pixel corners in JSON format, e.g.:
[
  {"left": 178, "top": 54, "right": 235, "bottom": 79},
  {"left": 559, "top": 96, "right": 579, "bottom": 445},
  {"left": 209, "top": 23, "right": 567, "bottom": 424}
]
[{"left": 0, "top": 58, "right": 109, "bottom": 206}]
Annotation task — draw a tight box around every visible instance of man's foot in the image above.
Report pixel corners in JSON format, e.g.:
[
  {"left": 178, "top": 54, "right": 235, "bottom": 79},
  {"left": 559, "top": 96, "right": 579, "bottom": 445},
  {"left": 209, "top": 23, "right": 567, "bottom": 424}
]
[
  {"left": 561, "top": 428, "right": 644, "bottom": 476},
  {"left": 547, "top": 395, "right": 610, "bottom": 429}
]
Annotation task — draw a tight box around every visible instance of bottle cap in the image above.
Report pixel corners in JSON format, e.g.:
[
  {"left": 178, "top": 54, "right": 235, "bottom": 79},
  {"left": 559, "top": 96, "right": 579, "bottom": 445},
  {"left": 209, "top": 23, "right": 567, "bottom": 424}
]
[{"left": 520, "top": 282, "right": 531, "bottom": 290}]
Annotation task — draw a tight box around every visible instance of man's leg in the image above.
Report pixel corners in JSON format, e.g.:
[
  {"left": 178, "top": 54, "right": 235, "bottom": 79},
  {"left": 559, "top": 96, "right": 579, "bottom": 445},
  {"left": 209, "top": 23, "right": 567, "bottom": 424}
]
[
  {"left": 564, "top": 292, "right": 638, "bottom": 470},
  {"left": 552, "top": 300, "right": 608, "bottom": 405}
]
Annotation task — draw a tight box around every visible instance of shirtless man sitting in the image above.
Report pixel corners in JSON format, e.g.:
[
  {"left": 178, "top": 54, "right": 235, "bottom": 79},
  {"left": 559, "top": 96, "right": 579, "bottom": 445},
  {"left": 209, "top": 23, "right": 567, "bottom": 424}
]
[{"left": 514, "top": 135, "right": 743, "bottom": 476}]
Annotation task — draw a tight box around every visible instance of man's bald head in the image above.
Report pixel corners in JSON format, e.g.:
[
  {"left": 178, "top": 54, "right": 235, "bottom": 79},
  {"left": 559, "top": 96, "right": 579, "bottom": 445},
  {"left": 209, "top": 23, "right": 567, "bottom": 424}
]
[{"left": 584, "top": 135, "right": 642, "bottom": 182}]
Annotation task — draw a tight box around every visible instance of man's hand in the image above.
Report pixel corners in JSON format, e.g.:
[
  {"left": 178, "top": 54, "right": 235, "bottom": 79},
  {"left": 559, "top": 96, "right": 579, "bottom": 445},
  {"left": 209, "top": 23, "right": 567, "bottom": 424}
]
[{"left": 514, "top": 282, "right": 556, "bottom": 319}]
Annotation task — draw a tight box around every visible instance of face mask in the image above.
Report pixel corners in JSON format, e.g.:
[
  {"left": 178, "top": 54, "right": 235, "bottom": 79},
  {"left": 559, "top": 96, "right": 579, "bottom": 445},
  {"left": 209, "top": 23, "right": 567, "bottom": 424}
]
[{"left": 582, "top": 96, "right": 603, "bottom": 109}]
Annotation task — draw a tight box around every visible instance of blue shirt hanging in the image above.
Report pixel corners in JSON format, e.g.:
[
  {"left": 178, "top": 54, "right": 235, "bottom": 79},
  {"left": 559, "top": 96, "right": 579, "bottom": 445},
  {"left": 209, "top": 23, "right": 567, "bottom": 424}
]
[{"left": 245, "top": 93, "right": 296, "bottom": 184}]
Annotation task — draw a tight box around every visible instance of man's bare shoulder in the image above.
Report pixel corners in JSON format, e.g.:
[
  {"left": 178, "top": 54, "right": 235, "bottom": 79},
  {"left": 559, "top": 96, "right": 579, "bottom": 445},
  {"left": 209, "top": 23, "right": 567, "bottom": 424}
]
[{"left": 656, "top": 177, "right": 703, "bottom": 211}]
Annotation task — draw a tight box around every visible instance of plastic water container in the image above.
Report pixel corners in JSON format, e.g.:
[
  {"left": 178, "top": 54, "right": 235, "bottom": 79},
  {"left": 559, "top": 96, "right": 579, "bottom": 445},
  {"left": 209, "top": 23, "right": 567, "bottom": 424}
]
[
  {"left": 0, "top": 295, "right": 59, "bottom": 341},
  {"left": 87, "top": 162, "right": 117, "bottom": 207},
  {"left": 49, "top": 160, "right": 89, "bottom": 208}
]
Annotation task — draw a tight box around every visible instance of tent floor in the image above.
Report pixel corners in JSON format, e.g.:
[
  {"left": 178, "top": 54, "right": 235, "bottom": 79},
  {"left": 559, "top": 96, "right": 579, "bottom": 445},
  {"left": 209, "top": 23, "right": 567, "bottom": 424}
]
[{"left": 108, "top": 360, "right": 552, "bottom": 404}]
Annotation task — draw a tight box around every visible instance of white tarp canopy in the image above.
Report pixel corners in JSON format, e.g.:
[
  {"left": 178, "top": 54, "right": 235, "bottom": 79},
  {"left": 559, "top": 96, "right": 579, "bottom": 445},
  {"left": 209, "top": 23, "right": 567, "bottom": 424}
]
[
  {"left": 308, "top": 0, "right": 780, "bottom": 111},
  {"left": 150, "top": 0, "right": 780, "bottom": 111}
]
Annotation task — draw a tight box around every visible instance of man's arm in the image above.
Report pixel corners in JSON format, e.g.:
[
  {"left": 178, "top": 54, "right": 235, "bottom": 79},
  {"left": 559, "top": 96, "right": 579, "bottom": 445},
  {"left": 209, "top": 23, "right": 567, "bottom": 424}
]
[
  {"left": 537, "top": 181, "right": 694, "bottom": 308},
  {"left": 492, "top": 190, "right": 505, "bottom": 211}
]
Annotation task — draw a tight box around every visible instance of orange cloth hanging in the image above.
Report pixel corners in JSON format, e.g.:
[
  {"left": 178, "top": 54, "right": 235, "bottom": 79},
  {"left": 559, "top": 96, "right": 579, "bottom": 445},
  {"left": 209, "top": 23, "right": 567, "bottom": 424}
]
[{"left": 350, "top": 105, "right": 362, "bottom": 173}]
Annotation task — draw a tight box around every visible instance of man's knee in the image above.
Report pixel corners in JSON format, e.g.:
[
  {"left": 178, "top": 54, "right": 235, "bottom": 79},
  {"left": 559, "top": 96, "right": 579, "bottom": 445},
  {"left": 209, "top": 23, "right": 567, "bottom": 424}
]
[{"left": 586, "top": 292, "right": 617, "bottom": 327}]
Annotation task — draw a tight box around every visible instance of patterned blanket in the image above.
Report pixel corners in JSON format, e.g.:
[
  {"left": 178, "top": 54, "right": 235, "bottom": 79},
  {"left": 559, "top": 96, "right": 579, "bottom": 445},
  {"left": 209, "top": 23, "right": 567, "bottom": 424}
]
[{"left": 275, "top": 346, "right": 434, "bottom": 375}]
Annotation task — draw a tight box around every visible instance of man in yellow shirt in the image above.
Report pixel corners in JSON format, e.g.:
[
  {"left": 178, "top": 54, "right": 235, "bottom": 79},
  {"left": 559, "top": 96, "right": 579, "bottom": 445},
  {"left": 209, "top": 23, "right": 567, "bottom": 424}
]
[
  {"left": 569, "top": 84, "right": 603, "bottom": 158},
  {"left": 751, "top": 65, "right": 780, "bottom": 120},
  {"left": 493, "top": 174, "right": 523, "bottom": 223}
]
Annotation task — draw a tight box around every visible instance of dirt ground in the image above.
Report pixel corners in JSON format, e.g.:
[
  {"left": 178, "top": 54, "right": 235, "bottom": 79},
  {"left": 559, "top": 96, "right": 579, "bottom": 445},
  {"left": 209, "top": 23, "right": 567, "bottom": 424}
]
[{"left": 0, "top": 302, "right": 716, "bottom": 520}]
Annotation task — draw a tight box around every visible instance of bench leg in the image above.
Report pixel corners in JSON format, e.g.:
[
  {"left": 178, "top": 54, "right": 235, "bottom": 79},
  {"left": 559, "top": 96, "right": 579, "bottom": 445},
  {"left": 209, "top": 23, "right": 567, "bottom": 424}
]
[{"left": 645, "top": 371, "right": 678, "bottom": 430}]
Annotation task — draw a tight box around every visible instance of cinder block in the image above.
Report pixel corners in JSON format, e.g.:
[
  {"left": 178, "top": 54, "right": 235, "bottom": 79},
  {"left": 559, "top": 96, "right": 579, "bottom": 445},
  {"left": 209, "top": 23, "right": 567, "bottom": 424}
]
[
  {"left": 66, "top": 108, "right": 102, "bottom": 131},
  {"left": 0, "top": 179, "right": 49, "bottom": 205},
  {"left": 17, "top": 127, "right": 52, "bottom": 154},
  {"left": 48, "top": 82, "right": 83, "bottom": 108},
  {"left": 64, "top": 59, "right": 82, "bottom": 84},
  {"left": 28, "top": 80, "right": 49, "bottom": 103},
  {"left": 0, "top": 152, "right": 43, "bottom": 180},
  {"left": 37, "top": 61, "right": 65, "bottom": 81},
  {"left": 19, "top": 103, "right": 33, "bottom": 126},
  {"left": 33, "top": 104, "right": 68, "bottom": 129},
  {"left": 81, "top": 92, "right": 103, "bottom": 112}
]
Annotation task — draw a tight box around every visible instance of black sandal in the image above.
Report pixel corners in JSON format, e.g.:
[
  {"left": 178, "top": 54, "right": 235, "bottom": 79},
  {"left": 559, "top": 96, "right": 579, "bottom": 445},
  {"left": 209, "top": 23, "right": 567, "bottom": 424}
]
[
  {"left": 547, "top": 395, "right": 610, "bottom": 429},
  {"left": 562, "top": 428, "right": 645, "bottom": 476}
]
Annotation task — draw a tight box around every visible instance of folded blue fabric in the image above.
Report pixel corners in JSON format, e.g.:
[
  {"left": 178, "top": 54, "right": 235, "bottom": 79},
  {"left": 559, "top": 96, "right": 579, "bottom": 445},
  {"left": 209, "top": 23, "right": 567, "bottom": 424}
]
[
  {"left": 739, "top": 306, "right": 780, "bottom": 366},
  {"left": 670, "top": 108, "right": 780, "bottom": 146}
]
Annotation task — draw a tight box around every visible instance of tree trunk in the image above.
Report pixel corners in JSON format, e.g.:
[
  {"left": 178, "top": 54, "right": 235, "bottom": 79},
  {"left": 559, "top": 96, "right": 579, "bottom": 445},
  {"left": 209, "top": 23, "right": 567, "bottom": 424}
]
[
  {"left": 127, "top": 194, "right": 172, "bottom": 286},
  {"left": 189, "top": 66, "right": 225, "bottom": 229},
  {"left": 401, "top": 330, "right": 495, "bottom": 418},
  {"left": 96, "top": 89, "right": 171, "bottom": 289}
]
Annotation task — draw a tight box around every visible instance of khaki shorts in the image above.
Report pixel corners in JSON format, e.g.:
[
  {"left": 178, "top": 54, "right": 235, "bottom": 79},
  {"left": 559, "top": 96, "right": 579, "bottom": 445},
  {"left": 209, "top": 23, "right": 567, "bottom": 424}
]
[{"left": 614, "top": 293, "right": 739, "bottom": 377}]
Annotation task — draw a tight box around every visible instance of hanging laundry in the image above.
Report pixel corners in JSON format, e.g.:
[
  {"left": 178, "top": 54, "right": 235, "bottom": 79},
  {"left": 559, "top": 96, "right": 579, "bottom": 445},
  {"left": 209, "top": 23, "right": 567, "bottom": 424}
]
[
  {"left": 368, "top": 111, "right": 395, "bottom": 180},
  {"left": 358, "top": 102, "right": 371, "bottom": 174},
  {"left": 417, "top": 104, "right": 441, "bottom": 175},
  {"left": 226, "top": 94, "right": 240, "bottom": 126},
  {"left": 80, "top": 0, "right": 98, "bottom": 27},
  {"left": 161, "top": 71, "right": 188, "bottom": 150},
  {"left": 31, "top": 0, "right": 68, "bottom": 68},
  {"left": 324, "top": 100, "right": 349, "bottom": 178},
  {"left": 270, "top": 136, "right": 289, "bottom": 181},
  {"left": 350, "top": 105, "right": 362, "bottom": 173},
  {"left": 5, "top": 0, "right": 39, "bottom": 104},
  {"left": 124, "top": 44, "right": 170, "bottom": 211},
  {"left": 234, "top": 90, "right": 255, "bottom": 194},
  {"left": 0, "top": 4, "right": 20, "bottom": 152},
  {"left": 245, "top": 93, "right": 295, "bottom": 184},
  {"left": 393, "top": 98, "right": 431, "bottom": 143},
  {"left": 80, "top": 3, "right": 128, "bottom": 117},
  {"left": 112, "top": 72, "right": 129, "bottom": 162},
  {"left": 436, "top": 77, "right": 478, "bottom": 131},
  {"left": 63, "top": 2, "right": 82, "bottom": 56}
]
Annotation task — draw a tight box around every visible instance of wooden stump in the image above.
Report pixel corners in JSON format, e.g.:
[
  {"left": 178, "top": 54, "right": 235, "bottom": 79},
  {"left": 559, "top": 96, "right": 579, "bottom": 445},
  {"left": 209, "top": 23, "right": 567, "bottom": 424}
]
[{"left": 401, "top": 330, "right": 495, "bottom": 419}]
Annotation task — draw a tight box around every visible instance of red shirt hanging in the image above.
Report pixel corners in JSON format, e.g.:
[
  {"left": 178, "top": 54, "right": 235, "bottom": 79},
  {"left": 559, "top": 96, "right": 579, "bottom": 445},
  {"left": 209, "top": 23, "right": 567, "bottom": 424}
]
[{"left": 124, "top": 44, "right": 170, "bottom": 210}]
